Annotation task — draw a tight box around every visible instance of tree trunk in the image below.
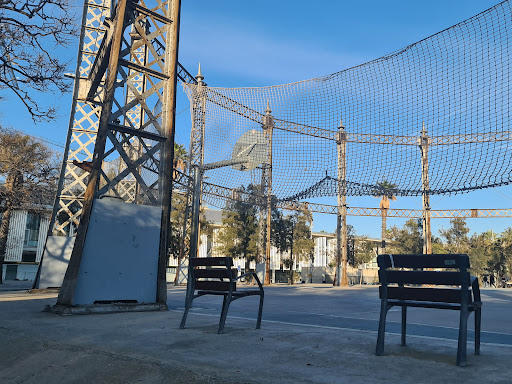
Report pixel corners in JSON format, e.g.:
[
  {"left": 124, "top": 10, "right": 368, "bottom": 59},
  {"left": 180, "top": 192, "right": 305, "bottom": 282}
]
[
  {"left": 174, "top": 253, "right": 182, "bottom": 285},
  {"left": 0, "top": 206, "right": 12, "bottom": 284},
  {"left": 381, "top": 208, "right": 387, "bottom": 254},
  {"left": 244, "top": 255, "right": 252, "bottom": 284}
]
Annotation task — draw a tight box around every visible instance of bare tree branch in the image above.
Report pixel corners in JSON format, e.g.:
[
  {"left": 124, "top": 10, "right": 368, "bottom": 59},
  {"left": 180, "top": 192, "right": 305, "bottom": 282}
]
[{"left": 0, "top": 0, "right": 78, "bottom": 121}]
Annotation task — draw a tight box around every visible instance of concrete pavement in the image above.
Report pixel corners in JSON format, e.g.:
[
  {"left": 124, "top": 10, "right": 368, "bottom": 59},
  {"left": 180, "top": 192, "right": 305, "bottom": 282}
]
[{"left": 1, "top": 284, "right": 511, "bottom": 383}]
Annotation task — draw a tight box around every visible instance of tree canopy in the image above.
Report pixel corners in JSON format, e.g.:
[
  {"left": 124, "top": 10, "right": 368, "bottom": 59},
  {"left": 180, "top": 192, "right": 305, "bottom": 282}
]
[{"left": 217, "top": 185, "right": 260, "bottom": 271}]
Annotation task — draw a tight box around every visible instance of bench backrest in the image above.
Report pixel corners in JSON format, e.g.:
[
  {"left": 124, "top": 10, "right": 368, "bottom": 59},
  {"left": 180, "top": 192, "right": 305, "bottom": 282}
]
[
  {"left": 189, "top": 257, "right": 238, "bottom": 292},
  {"left": 378, "top": 254, "right": 472, "bottom": 304}
]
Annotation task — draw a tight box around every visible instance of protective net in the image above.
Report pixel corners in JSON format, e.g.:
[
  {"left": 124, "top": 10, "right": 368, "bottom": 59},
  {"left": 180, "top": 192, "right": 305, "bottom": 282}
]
[{"left": 184, "top": 1, "right": 512, "bottom": 201}]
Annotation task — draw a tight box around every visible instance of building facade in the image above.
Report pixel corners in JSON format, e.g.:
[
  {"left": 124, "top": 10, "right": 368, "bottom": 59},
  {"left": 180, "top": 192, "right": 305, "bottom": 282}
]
[{"left": 1, "top": 209, "right": 50, "bottom": 281}]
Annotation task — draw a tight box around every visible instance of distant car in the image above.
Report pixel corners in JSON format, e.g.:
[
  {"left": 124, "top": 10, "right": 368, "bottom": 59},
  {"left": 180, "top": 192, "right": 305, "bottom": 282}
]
[{"left": 505, "top": 281, "right": 512, "bottom": 288}]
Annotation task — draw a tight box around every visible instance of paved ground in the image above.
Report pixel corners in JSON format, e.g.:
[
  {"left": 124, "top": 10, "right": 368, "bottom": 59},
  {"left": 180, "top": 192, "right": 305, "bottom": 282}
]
[{"left": 0, "top": 283, "right": 511, "bottom": 383}]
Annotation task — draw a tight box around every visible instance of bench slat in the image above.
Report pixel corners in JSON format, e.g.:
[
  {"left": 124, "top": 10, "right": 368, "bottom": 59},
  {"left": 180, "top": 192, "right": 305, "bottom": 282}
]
[
  {"left": 190, "top": 257, "right": 232, "bottom": 267},
  {"left": 379, "top": 254, "right": 468, "bottom": 269},
  {"left": 384, "top": 270, "right": 470, "bottom": 286},
  {"left": 386, "top": 300, "right": 479, "bottom": 311},
  {"left": 194, "top": 268, "right": 238, "bottom": 279},
  {"left": 380, "top": 286, "right": 472, "bottom": 304},
  {"left": 195, "top": 281, "right": 236, "bottom": 292}
]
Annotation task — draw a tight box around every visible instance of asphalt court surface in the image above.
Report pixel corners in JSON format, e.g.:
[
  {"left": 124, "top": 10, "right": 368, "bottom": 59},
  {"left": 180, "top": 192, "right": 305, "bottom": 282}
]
[{"left": 167, "top": 284, "right": 512, "bottom": 347}]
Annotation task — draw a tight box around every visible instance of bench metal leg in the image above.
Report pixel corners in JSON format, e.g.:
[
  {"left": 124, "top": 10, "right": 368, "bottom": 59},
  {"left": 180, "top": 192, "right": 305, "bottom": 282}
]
[
  {"left": 256, "top": 292, "right": 264, "bottom": 329},
  {"left": 180, "top": 270, "right": 194, "bottom": 330},
  {"left": 457, "top": 308, "right": 469, "bottom": 366},
  {"left": 180, "top": 293, "right": 194, "bottom": 329},
  {"left": 376, "top": 301, "right": 392, "bottom": 356},
  {"left": 401, "top": 306, "right": 407, "bottom": 346},
  {"left": 475, "top": 307, "right": 481, "bottom": 355},
  {"left": 218, "top": 293, "right": 232, "bottom": 334}
]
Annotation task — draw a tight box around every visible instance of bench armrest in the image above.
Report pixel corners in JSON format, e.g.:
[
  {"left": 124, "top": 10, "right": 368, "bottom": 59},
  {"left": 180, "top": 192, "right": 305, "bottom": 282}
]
[{"left": 234, "top": 272, "right": 264, "bottom": 291}]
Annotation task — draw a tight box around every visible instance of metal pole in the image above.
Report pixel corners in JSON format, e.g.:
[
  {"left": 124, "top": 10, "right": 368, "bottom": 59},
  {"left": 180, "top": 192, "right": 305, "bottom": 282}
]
[
  {"left": 339, "top": 121, "right": 349, "bottom": 287},
  {"left": 335, "top": 213, "right": 341, "bottom": 286},
  {"left": 176, "top": 66, "right": 204, "bottom": 285},
  {"left": 419, "top": 123, "right": 432, "bottom": 254},
  {"left": 264, "top": 102, "right": 273, "bottom": 285},
  {"left": 156, "top": 0, "right": 182, "bottom": 303},
  {"left": 184, "top": 165, "right": 202, "bottom": 305},
  {"left": 189, "top": 165, "right": 202, "bottom": 260}
]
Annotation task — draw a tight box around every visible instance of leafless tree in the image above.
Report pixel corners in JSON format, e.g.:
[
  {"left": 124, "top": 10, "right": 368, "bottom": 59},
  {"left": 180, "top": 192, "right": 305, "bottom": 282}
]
[{"left": 0, "top": 0, "right": 78, "bottom": 121}]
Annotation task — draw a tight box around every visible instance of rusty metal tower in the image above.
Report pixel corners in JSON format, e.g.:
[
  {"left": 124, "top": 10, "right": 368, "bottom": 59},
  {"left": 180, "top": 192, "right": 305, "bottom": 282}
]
[{"left": 35, "top": 0, "right": 189, "bottom": 308}]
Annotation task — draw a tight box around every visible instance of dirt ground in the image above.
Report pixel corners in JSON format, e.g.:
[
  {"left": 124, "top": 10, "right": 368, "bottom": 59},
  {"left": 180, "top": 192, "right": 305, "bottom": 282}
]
[{"left": 1, "top": 285, "right": 511, "bottom": 384}]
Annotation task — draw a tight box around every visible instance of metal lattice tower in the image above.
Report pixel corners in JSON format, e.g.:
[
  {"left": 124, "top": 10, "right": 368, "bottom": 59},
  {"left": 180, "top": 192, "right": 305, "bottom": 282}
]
[
  {"left": 34, "top": 0, "right": 184, "bottom": 305},
  {"left": 47, "top": 0, "right": 196, "bottom": 239},
  {"left": 48, "top": 0, "right": 113, "bottom": 237}
]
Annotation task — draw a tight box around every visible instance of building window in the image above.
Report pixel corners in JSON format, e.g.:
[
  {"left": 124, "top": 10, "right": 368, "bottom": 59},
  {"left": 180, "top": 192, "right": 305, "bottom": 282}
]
[{"left": 24, "top": 212, "right": 41, "bottom": 247}]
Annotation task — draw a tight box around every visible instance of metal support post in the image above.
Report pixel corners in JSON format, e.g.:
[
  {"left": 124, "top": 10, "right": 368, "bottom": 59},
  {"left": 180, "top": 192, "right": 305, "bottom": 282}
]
[
  {"left": 338, "top": 121, "right": 349, "bottom": 287},
  {"left": 188, "top": 166, "right": 202, "bottom": 261},
  {"left": 176, "top": 65, "right": 205, "bottom": 285},
  {"left": 263, "top": 102, "right": 274, "bottom": 285},
  {"left": 335, "top": 213, "right": 341, "bottom": 286},
  {"left": 157, "top": 0, "right": 182, "bottom": 303},
  {"left": 419, "top": 123, "right": 432, "bottom": 254}
]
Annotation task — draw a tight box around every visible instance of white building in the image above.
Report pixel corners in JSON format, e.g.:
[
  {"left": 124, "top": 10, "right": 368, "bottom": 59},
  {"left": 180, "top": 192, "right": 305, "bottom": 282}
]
[{"left": 1, "top": 209, "right": 50, "bottom": 281}]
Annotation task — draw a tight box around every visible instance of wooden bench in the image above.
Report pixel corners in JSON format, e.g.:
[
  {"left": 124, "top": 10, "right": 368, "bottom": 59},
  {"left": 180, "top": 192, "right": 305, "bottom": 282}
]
[
  {"left": 376, "top": 254, "right": 482, "bottom": 366},
  {"left": 179, "top": 256, "right": 264, "bottom": 334}
]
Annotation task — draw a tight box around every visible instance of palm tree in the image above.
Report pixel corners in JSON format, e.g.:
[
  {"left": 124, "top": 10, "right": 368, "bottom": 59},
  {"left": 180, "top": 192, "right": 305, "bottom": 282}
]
[
  {"left": 373, "top": 181, "right": 398, "bottom": 254},
  {"left": 173, "top": 143, "right": 187, "bottom": 180}
]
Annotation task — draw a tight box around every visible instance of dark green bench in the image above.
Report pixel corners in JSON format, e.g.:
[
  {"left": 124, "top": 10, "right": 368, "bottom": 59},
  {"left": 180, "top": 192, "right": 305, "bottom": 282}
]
[
  {"left": 376, "top": 254, "right": 482, "bottom": 366},
  {"left": 179, "top": 256, "right": 264, "bottom": 334}
]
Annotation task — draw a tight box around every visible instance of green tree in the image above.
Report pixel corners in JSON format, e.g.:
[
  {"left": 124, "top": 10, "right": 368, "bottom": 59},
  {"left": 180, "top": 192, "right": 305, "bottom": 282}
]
[
  {"left": 282, "top": 208, "right": 314, "bottom": 285},
  {"left": 170, "top": 191, "right": 211, "bottom": 285},
  {"left": 0, "top": 128, "right": 59, "bottom": 283},
  {"left": 500, "top": 228, "right": 512, "bottom": 279},
  {"left": 488, "top": 238, "right": 508, "bottom": 286},
  {"left": 439, "top": 218, "right": 470, "bottom": 254},
  {"left": 351, "top": 236, "right": 375, "bottom": 267},
  {"left": 372, "top": 180, "right": 398, "bottom": 253},
  {"left": 270, "top": 203, "right": 293, "bottom": 258},
  {"left": 388, "top": 219, "right": 423, "bottom": 254},
  {"left": 173, "top": 143, "right": 187, "bottom": 180},
  {"left": 467, "top": 231, "right": 493, "bottom": 278},
  {"left": 486, "top": 229, "right": 512, "bottom": 286},
  {"left": 388, "top": 219, "right": 445, "bottom": 255},
  {"left": 217, "top": 185, "right": 259, "bottom": 274}
]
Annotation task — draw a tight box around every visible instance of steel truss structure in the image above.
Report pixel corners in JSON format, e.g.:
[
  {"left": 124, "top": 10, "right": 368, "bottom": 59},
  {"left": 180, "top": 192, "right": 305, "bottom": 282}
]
[
  {"left": 48, "top": 0, "right": 196, "bottom": 238},
  {"left": 38, "top": 0, "right": 184, "bottom": 306}
]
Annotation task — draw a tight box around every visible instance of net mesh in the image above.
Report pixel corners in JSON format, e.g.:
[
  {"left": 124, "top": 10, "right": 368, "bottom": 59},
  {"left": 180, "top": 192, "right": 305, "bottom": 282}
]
[{"left": 184, "top": 1, "right": 512, "bottom": 201}]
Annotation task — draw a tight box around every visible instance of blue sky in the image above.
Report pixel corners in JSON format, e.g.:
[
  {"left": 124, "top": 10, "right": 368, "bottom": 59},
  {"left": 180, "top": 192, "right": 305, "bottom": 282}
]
[{"left": 2, "top": 0, "right": 511, "bottom": 239}]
